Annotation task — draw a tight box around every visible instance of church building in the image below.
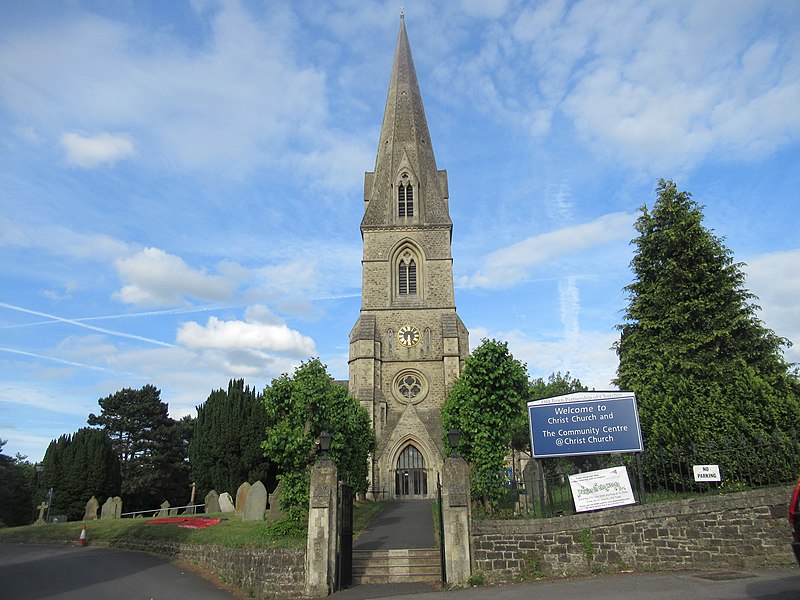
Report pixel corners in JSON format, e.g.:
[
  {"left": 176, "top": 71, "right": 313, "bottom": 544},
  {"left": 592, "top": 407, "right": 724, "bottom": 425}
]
[{"left": 348, "top": 16, "right": 469, "bottom": 500}]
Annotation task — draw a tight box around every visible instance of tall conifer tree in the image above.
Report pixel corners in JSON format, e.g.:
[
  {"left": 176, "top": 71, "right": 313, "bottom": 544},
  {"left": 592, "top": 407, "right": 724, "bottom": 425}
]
[{"left": 615, "top": 180, "right": 800, "bottom": 455}]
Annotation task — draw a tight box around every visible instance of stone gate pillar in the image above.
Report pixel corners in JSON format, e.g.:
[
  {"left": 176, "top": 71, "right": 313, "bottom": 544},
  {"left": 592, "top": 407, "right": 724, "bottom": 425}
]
[
  {"left": 442, "top": 455, "right": 472, "bottom": 585},
  {"left": 305, "top": 458, "right": 339, "bottom": 597}
]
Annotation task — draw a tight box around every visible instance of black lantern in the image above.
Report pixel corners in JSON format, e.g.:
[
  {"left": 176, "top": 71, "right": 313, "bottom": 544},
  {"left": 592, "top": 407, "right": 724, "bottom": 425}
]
[
  {"left": 318, "top": 431, "right": 332, "bottom": 459},
  {"left": 447, "top": 429, "right": 462, "bottom": 457}
]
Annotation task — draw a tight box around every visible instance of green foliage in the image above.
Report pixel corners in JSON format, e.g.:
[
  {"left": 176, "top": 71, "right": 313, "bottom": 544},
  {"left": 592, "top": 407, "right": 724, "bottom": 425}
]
[
  {"left": 441, "top": 339, "right": 529, "bottom": 507},
  {"left": 615, "top": 180, "right": 800, "bottom": 467},
  {"left": 40, "top": 428, "right": 121, "bottom": 521},
  {"left": 189, "top": 379, "right": 274, "bottom": 499},
  {"left": 261, "top": 359, "right": 375, "bottom": 521},
  {"left": 88, "top": 385, "right": 192, "bottom": 511},
  {"left": 0, "top": 441, "right": 35, "bottom": 527}
]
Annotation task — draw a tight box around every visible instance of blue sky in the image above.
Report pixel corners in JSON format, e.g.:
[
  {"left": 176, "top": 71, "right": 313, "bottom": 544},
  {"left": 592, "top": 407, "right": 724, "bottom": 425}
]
[{"left": 2, "top": 0, "right": 798, "bottom": 462}]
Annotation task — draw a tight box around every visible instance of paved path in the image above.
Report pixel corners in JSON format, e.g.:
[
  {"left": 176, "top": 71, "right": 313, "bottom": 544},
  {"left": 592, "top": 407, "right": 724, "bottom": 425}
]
[{"left": 354, "top": 500, "right": 437, "bottom": 551}]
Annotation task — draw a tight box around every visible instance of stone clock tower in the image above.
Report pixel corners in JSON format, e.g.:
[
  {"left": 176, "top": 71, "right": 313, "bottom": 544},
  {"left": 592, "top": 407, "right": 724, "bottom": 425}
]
[{"left": 348, "top": 16, "right": 469, "bottom": 500}]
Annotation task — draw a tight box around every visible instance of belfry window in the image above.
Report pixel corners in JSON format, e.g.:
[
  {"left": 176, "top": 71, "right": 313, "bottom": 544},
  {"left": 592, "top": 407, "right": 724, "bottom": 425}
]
[
  {"left": 398, "top": 173, "right": 414, "bottom": 218},
  {"left": 398, "top": 251, "right": 417, "bottom": 295}
]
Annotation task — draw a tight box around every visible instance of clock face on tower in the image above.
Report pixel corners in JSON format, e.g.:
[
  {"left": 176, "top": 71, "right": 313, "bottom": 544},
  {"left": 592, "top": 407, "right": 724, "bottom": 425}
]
[{"left": 397, "top": 325, "right": 421, "bottom": 347}]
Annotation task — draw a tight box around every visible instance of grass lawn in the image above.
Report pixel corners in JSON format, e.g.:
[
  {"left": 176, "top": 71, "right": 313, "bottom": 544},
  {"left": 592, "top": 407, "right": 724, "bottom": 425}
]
[{"left": 0, "top": 501, "right": 386, "bottom": 549}]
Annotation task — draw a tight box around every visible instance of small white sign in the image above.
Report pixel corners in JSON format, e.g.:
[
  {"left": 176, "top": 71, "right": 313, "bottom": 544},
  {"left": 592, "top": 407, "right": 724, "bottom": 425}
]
[
  {"left": 568, "top": 466, "right": 636, "bottom": 512},
  {"left": 693, "top": 464, "right": 721, "bottom": 482}
]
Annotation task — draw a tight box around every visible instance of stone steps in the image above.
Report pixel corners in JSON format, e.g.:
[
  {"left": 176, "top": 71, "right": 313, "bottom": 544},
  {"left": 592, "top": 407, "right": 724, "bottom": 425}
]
[{"left": 352, "top": 548, "right": 442, "bottom": 584}]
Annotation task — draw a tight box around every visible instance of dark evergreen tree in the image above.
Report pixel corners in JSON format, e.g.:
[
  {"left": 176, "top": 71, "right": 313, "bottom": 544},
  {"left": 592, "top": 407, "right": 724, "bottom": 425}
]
[
  {"left": 441, "top": 339, "right": 529, "bottom": 507},
  {"left": 189, "top": 379, "right": 273, "bottom": 499},
  {"left": 0, "top": 440, "right": 35, "bottom": 527},
  {"left": 39, "top": 428, "right": 121, "bottom": 521},
  {"left": 262, "top": 360, "right": 375, "bottom": 521},
  {"left": 615, "top": 180, "right": 800, "bottom": 471},
  {"left": 88, "top": 385, "right": 190, "bottom": 511}
]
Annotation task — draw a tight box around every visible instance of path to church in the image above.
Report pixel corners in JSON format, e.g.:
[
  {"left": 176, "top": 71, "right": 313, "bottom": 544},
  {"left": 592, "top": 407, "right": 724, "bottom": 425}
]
[
  {"left": 354, "top": 499, "right": 436, "bottom": 550},
  {"left": 332, "top": 500, "right": 439, "bottom": 599}
]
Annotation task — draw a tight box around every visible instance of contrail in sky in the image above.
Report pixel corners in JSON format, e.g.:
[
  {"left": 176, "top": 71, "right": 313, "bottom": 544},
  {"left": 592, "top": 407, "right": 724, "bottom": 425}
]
[
  {"left": 0, "top": 346, "right": 115, "bottom": 372},
  {"left": 0, "top": 302, "right": 175, "bottom": 347},
  {"left": 0, "top": 305, "right": 223, "bottom": 329}
]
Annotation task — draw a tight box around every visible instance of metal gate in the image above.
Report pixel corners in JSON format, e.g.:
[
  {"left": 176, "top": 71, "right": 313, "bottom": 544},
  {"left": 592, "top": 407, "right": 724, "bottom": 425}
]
[
  {"left": 437, "top": 474, "right": 446, "bottom": 584},
  {"left": 338, "top": 483, "right": 353, "bottom": 590}
]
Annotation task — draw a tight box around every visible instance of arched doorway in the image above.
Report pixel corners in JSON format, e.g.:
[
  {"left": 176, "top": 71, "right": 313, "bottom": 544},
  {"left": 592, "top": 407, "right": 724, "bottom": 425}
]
[{"left": 395, "top": 444, "right": 428, "bottom": 498}]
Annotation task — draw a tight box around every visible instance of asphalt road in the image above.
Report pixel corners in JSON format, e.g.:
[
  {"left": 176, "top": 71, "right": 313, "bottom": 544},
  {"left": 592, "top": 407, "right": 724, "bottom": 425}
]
[{"left": 0, "top": 543, "right": 239, "bottom": 599}]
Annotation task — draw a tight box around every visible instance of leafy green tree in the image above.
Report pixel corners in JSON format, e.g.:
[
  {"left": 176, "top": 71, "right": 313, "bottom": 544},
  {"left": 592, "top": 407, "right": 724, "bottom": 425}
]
[
  {"left": 190, "top": 379, "right": 274, "bottom": 499},
  {"left": 0, "top": 440, "right": 35, "bottom": 526},
  {"left": 261, "top": 359, "right": 374, "bottom": 521},
  {"left": 39, "top": 428, "right": 121, "bottom": 521},
  {"left": 88, "top": 385, "right": 191, "bottom": 510},
  {"left": 615, "top": 180, "right": 800, "bottom": 463},
  {"left": 441, "top": 339, "right": 529, "bottom": 508}
]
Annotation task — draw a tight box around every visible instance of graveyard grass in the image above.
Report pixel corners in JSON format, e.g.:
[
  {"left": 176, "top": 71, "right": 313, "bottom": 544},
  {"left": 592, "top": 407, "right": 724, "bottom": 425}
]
[{"left": 0, "top": 501, "right": 386, "bottom": 549}]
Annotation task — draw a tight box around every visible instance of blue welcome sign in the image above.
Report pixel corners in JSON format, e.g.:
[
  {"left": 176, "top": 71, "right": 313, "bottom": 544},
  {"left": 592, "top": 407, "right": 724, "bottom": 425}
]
[{"left": 528, "top": 391, "right": 643, "bottom": 458}]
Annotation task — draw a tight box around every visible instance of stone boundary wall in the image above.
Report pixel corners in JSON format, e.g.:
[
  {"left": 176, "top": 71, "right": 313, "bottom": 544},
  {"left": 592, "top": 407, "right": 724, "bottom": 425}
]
[
  {"left": 111, "top": 539, "right": 305, "bottom": 598},
  {"left": 472, "top": 486, "right": 795, "bottom": 582}
]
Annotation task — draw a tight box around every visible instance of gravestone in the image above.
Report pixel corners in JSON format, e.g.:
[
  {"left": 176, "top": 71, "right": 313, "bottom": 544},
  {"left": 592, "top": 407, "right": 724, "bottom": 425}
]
[
  {"left": 113, "top": 496, "right": 123, "bottom": 518},
  {"left": 204, "top": 489, "right": 221, "bottom": 514},
  {"left": 219, "top": 492, "right": 235, "bottom": 513},
  {"left": 235, "top": 482, "right": 250, "bottom": 515},
  {"left": 157, "top": 500, "right": 170, "bottom": 517},
  {"left": 268, "top": 481, "right": 286, "bottom": 519},
  {"left": 100, "top": 497, "right": 116, "bottom": 519},
  {"left": 35, "top": 501, "right": 48, "bottom": 525},
  {"left": 243, "top": 480, "right": 267, "bottom": 521},
  {"left": 83, "top": 496, "right": 99, "bottom": 520}
]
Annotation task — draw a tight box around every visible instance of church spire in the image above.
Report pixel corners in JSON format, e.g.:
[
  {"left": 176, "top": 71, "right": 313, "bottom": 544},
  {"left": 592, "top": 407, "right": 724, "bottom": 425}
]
[{"left": 362, "top": 16, "right": 451, "bottom": 229}]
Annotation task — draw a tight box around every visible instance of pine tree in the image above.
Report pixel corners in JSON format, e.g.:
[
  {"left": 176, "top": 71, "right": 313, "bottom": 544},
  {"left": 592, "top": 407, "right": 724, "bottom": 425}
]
[
  {"left": 189, "top": 379, "right": 273, "bottom": 499},
  {"left": 88, "top": 385, "right": 190, "bottom": 510},
  {"left": 615, "top": 180, "right": 800, "bottom": 457}
]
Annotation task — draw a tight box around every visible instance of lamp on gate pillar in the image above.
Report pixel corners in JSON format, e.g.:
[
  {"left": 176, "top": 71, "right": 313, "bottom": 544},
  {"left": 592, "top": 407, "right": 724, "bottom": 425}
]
[
  {"left": 447, "top": 429, "right": 462, "bottom": 457},
  {"left": 318, "top": 431, "right": 332, "bottom": 460}
]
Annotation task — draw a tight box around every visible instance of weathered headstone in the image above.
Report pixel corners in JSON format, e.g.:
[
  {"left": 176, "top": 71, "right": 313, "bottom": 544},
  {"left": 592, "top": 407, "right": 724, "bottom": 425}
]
[
  {"left": 243, "top": 480, "right": 267, "bottom": 521},
  {"left": 204, "top": 489, "right": 221, "bottom": 514},
  {"left": 83, "top": 496, "right": 99, "bottom": 521},
  {"left": 100, "top": 497, "right": 116, "bottom": 519},
  {"left": 219, "top": 492, "right": 235, "bottom": 513},
  {"left": 235, "top": 482, "right": 250, "bottom": 515},
  {"left": 35, "top": 501, "right": 48, "bottom": 525},
  {"left": 113, "top": 496, "right": 123, "bottom": 518},
  {"left": 157, "top": 500, "right": 170, "bottom": 517},
  {"left": 268, "top": 481, "right": 286, "bottom": 519}
]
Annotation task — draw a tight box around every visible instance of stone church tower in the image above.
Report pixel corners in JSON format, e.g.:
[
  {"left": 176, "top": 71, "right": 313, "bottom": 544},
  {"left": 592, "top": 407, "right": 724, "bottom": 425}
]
[{"left": 348, "top": 16, "right": 469, "bottom": 500}]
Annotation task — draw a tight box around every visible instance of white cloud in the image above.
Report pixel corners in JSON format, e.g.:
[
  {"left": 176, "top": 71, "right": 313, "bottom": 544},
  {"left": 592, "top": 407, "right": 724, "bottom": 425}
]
[
  {"left": 113, "top": 247, "right": 235, "bottom": 307},
  {"left": 60, "top": 132, "right": 135, "bottom": 168},
  {"left": 745, "top": 249, "right": 800, "bottom": 365},
  {"left": 461, "top": 0, "right": 510, "bottom": 19},
  {"left": 177, "top": 309, "right": 316, "bottom": 356},
  {"left": 0, "top": 217, "right": 131, "bottom": 262},
  {"left": 460, "top": 212, "right": 634, "bottom": 289}
]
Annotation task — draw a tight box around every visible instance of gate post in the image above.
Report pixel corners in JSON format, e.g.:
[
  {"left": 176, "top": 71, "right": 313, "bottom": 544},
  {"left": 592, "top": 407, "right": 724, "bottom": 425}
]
[
  {"left": 441, "top": 455, "right": 472, "bottom": 585},
  {"left": 305, "top": 458, "right": 339, "bottom": 597}
]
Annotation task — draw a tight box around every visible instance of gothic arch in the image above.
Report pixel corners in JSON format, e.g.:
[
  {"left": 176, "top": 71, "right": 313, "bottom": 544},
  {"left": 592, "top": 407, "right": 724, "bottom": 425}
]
[
  {"left": 389, "top": 239, "right": 425, "bottom": 302},
  {"left": 388, "top": 435, "right": 436, "bottom": 499}
]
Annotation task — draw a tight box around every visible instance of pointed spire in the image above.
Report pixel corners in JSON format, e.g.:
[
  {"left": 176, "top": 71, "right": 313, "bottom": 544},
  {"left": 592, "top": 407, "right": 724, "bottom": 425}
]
[{"left": 362, "top": 17, "right": 451, "bottom": 229}]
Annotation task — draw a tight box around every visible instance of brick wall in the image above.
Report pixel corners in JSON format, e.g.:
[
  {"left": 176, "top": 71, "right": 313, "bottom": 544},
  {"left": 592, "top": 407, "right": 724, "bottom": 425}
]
[
  {"left": 471, "top": 486, "right": 795, "bottom": 582},
  {"left": 111, "top": 539, "right": 305, "bottom": 598}
]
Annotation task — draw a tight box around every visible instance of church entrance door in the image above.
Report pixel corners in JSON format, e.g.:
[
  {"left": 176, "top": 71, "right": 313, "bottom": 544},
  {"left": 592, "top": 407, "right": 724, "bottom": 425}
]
[{"left": 395, "top": 444, "right": 428, "bottom": 498}]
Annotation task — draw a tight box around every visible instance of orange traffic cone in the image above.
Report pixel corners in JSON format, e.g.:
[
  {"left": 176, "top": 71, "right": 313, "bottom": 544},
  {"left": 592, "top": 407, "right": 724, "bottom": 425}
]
[{"left": 78, "top": 523, "right": 87, "bottom": 547}]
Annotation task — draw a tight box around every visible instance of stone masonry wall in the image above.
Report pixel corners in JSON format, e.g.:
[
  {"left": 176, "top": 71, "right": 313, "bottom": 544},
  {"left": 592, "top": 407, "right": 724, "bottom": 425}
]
[
  {"left": 472, "top": 486, "right": 795, "bottom": 582},
  {"left": 111, "top": 539, "right": 305, "bottom": 599}
]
